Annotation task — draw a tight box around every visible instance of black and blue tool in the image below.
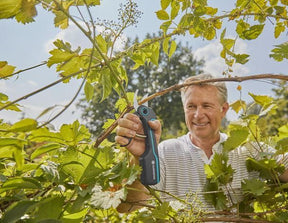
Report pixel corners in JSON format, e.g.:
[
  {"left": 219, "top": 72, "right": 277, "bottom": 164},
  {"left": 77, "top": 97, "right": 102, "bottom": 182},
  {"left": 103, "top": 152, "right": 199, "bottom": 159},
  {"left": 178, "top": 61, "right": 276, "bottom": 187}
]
[{"left": 133, "top": 91, "right": 160, "bottom": 185}]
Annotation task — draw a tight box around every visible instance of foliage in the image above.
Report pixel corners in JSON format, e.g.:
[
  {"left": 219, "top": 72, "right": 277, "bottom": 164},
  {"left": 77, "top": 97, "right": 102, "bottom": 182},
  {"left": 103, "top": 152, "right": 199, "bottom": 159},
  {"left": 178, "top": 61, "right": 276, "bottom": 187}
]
[
  {"left": 77, "top": 34, "right": 203, "bottom": 137},
  {"left": 0, "top": 0, "right": 288, "bottom": 222}
]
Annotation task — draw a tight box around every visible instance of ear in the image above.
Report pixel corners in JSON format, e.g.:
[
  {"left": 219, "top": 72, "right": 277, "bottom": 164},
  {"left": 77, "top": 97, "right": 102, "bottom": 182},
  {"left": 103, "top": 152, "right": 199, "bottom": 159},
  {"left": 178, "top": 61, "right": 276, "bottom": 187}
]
[{"left": 221, "top": 102, "right": 229, "bottom": 117}]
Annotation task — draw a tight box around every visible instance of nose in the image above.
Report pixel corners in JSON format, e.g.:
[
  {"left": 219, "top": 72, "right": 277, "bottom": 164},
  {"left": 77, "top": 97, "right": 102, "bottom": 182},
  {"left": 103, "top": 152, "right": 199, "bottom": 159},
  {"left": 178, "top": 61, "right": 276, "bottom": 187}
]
[{"left": 194, "top": 106, "right": 204, "bottom": 118}]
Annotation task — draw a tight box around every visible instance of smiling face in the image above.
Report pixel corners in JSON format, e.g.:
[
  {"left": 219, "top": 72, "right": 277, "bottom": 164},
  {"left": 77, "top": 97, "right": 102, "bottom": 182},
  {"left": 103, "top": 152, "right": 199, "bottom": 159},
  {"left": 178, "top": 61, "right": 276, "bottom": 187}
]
[{"left": 183, "top": 85, "right": 229, "bottom": 142}]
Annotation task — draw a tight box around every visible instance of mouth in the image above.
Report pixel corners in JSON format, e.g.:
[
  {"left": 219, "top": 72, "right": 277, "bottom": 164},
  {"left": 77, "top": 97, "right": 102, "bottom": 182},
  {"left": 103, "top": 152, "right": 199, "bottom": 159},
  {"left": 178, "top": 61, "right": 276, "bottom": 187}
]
[{"left": 193, "top": 122, "right": 209, "bottom": 127}]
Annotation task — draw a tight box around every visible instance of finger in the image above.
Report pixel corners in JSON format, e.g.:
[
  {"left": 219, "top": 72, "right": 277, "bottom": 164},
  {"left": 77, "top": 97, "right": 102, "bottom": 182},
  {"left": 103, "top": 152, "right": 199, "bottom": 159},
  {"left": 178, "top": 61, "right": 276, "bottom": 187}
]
[
  {"left": 118, "top": 116, "right": 140, "bottom": 131},
  {"left": 115, "top": 135, "right": 133, "bottom": 147},
  {"left": 148, "top": 119, "right": 161, "bottom": 132},
  {"left": 115, "top": 125, "right": 136, "bottom": 138}
]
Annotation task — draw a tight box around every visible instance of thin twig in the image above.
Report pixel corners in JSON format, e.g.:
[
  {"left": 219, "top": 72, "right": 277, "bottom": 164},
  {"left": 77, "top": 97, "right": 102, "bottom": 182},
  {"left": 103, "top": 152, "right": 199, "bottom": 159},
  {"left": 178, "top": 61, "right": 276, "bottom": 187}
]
[{"left": 0, "top": 61, "right": 47, "bottom": 80}]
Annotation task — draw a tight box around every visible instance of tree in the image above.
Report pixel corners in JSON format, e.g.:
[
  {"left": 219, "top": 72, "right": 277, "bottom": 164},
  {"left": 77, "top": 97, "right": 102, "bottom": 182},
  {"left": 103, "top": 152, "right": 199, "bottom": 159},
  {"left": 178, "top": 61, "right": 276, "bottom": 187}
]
[
  {"left": 77, "top": 34, "right": 204, "bottom": 137},
  {"left": 0, "top": 0, "right": 288, "bottom": 222}
]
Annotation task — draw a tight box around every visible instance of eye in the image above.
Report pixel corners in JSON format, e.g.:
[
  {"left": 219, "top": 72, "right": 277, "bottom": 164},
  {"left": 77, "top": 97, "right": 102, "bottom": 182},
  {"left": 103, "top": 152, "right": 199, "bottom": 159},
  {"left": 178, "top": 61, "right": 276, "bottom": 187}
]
[
  {"left": 203, "top": 103, "right": 213, "bottom": 109},
  {"left": 187, "top": 104, "right": 196, "bottom": 110}
]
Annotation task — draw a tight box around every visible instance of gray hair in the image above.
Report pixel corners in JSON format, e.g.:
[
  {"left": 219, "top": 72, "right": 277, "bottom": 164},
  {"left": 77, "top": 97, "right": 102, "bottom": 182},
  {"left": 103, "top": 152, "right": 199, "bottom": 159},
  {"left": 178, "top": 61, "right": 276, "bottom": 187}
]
[{"left": 180, "top": 73, "right": 228, "bottom": 104}]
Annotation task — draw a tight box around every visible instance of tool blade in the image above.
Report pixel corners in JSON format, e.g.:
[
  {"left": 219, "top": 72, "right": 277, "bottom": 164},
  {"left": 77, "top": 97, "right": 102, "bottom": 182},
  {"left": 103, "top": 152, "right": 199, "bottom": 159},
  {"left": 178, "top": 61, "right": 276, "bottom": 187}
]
[{"left": 133, "top": 90, "right": 139, "bottom": 110}]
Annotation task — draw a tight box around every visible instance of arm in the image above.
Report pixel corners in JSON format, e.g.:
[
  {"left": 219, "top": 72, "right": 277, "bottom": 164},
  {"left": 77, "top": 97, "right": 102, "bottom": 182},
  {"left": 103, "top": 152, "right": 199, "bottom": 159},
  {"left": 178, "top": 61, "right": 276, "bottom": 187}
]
[
  {"left": 279, "top": 169, "right": 288, "bottom": 182},
  {"left": 115, "top": 113, "right": 162, "bottom": 212}
]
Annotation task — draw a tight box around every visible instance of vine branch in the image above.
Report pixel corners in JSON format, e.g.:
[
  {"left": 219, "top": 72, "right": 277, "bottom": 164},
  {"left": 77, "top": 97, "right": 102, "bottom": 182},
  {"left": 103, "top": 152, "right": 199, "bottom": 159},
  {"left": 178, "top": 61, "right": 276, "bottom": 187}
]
[{"left": 94, "top": 73, "right": 288, "bottom": 148}]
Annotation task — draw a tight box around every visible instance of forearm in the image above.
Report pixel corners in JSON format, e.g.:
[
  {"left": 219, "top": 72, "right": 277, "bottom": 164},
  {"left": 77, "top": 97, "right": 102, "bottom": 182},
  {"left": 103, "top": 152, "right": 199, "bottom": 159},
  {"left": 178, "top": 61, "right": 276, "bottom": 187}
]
[{"left": 279, "top": 169, "right": 288, "bottom": 182}]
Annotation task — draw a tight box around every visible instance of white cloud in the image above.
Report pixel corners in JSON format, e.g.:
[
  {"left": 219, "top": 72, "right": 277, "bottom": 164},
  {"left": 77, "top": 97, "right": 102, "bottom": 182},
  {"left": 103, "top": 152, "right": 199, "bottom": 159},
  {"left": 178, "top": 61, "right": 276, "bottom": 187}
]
[
  {"left": 0, "top": 80, "right": 8, "bottom": 93},
  {"left": 194, "top": 40, "right": 249, "bottom": 77}
]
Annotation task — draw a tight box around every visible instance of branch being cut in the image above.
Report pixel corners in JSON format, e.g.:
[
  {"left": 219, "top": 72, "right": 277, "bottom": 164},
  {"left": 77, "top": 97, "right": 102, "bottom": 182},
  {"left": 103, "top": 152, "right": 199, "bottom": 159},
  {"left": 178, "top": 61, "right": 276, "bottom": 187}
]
[{"left": 94, "top": 73, "right": 288, "bottom": 148}]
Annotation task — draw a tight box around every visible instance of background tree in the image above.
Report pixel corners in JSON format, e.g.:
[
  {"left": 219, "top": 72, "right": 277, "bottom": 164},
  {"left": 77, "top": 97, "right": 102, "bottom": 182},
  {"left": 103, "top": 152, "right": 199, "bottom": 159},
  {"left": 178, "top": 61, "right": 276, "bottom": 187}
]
[{"left": 77, "top": 33, "right": 204, "bottom": 137}]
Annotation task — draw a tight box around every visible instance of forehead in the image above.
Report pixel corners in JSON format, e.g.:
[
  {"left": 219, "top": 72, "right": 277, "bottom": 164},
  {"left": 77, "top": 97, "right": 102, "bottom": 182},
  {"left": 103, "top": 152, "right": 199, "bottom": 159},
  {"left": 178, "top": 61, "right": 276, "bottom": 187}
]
[{"left": 184, "top": 85, "right": 221, "bottom": 103}]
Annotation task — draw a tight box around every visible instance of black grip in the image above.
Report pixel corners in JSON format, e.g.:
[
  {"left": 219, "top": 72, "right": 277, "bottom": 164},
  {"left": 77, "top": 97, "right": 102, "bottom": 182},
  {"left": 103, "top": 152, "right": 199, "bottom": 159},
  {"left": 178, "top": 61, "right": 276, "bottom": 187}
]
[{"left": 136, "top": 105, "right": 160, "bottom": 185}]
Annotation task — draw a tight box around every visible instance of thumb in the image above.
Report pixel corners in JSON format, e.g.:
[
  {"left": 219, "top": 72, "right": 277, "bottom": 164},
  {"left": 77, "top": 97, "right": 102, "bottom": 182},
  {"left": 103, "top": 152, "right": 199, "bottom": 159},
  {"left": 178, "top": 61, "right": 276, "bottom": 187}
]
[{"left": 148, "top": 120, "right": 161, "bottom": 143}]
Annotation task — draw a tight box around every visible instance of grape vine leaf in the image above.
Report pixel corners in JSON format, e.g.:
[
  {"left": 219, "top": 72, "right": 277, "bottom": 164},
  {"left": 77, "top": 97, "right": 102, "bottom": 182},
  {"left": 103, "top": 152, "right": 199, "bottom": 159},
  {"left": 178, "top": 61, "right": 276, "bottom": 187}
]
[
  {"left": 242, "top": 178, "right": 269, "bottom": 196},
  {"left": 270, "top": 42, "right": 288, "bottom": 61}
]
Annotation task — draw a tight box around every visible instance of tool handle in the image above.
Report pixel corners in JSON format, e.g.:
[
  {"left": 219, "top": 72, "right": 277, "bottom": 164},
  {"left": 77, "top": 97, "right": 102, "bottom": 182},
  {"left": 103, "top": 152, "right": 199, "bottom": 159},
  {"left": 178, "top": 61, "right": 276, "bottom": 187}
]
[{"left": 136, "top": 105, "right": 160, "bottom": 185}]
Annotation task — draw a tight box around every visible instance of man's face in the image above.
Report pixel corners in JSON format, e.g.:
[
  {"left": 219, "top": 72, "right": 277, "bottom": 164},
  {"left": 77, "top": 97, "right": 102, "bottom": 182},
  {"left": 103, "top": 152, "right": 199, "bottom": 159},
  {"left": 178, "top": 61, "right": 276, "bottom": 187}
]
[{"left": 183, "top": 85, "right": 229, "bottom": 141}]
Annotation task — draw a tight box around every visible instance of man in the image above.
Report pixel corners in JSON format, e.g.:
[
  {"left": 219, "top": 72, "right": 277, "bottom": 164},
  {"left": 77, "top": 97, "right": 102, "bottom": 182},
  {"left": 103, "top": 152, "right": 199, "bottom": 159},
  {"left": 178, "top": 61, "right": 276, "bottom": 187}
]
[{"left": 115, "top": 73, "right": 288, "bottom": 212}]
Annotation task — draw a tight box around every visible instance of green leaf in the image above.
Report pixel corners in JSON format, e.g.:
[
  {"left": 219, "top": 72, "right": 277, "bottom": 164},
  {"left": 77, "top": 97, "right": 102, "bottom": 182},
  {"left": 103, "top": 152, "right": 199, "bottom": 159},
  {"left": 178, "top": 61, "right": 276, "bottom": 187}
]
[
  {"left": 13, "top": 145, "right": 24, "bottom": 171},
  {"left": 0, "top": 0, "right": 21, "bottom": 19},
  {"left": 274, "top": 22, "right": 285, "bottom": 38},
  {"left": 34, "top": 196, "right": 65, "bottom": 221},
  {"left": 270, "top": 42, "right": 288, "bottom": 61},
  {"left": 234, "top": 53, "right": 249, "bottom": 64},
  {"left": 115, "top": 92, "right": 134, "bottom": 113},
  {"left": 29, "top": 127, "right": 65, "bottom": 144},
  {"left": 96, "top": 35, "right": 108, "bottom": 54},
  {"left": 236, "top": 20, "right": 250, "bottom": 39},
  {"left": 156, "top": 9, "right": 170, "bottom": 20},
  {"left": 0, "top": 61, "right": 16, "bottom": 78},
  {"left": 0, "top": 137, "right": 26, "bottom": 147},
  {"left": 248, "top": 93, "right": 273, "bottom": 107},
  {"left": 161, "top": 0, "right": 171, "bottom": 9},
  {"left": 53, "top": 2, "right": 73, "bottom": 29},
  {"left": 100, "top": 69, "right": 113, "bottom": 101},
  {"left": 194, "top": 6, "right": 207, "bottom": 16},
  {"left": 281, "top": 0, "right": 288, "bottom": 5},
  {"left": 230, "top": 100, "right": 246, "bottom": 113},
  {"left": 160, "top": 20, "right": 172, "bottom": 33},
  {"left": 275, "top": 137, "right": 288, "bottom": 155},
  {"left": 223, "top": 128, "right": 249, "bottom": 152},
  {"left": 59, "top": 120, "right": 91, "bottom": 145},
  {"left": 204, "top": 153, "right": 234, "bottom": 185},
  {"left": 0, "top": 177, "right": 42, "bottom": 193},
  {"left": 170, "top": 1, "right": 180, "bottom": 20},
  {"left": 62, "top": 208, "right": 88, "bottom": 222},
  {"left": 194, "top": 0, "right": 207, "bottom": 6},
  {"left": 204, "top": 26, "right": 216, "bottom": 40},
  {"left": 277, "top": 124, "right": 288, "bottom": 140},
  {"left": 15, "top": 0, "right": 37, "bottom": 24},
  {"left": 168, "top": 40, "right": 177, "bottom": 58},
  {"left": 31, "top": 143, "right": 62, "bottom": 160},
  {"left": 221, "top": 38, "right": 235, "bottom": 51},
  {"left": 246, "top": 158, "right": 285, "bottom": 179},
  {"left": 47, "top": 49, "right": 75, "bottom": 67},
  {"left": 150, "top": 42, "right": 160, "bottom": 65},
  {"left": 1, "top": 200, "right": 38, "bottom": 223},
  {"left": 90, "top": 185, "right": 127, "bottom": 209},
  {"left": 242, "top": 24, "right": 264, "bottom": 40},
  {"left": 242, "top": 178, "right": 269, "bottom": 196},
  {"left": 162, "top": 37, "right": 171, "bottom": 55},
  {"left": 152, "top": 202, "right": 173, "bottom": 220},
  {"left": 9, "top": 118, "right": 38, "bottom": 132},
  {"left": 84, "top": 81, "right": 94, "bottom": 102},
  {"left": 204, "top": 181, "right": 227, "bottom": 210}
]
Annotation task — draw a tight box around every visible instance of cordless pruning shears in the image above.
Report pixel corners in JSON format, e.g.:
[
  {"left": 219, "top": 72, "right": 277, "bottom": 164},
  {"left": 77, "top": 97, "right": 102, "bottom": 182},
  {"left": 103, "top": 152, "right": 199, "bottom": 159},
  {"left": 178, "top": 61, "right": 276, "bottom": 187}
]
[{"left": 133, "top": 91, "right": 160, "bottom": 185}]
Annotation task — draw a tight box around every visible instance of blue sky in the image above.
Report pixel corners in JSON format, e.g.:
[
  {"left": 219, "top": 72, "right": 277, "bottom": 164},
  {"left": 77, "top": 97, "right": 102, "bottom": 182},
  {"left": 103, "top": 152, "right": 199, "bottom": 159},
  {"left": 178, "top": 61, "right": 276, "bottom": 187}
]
[{"left": 0, "top": 0, "right": 287, "bottom": 128}]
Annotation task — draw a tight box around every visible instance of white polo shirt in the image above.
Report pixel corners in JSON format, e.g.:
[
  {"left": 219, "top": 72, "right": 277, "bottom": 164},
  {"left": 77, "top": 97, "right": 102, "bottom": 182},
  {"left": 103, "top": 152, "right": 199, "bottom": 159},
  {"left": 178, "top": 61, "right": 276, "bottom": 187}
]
[{"left": 153, "top": 132, "right": 258, "bottom": 210}]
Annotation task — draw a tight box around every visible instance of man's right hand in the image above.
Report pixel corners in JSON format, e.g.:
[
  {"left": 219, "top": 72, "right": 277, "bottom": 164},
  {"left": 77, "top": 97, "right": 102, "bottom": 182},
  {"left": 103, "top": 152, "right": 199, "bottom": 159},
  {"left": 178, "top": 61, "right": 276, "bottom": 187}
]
[{"left": 115, "top": 113, "right": 161, "bottom": 158}]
